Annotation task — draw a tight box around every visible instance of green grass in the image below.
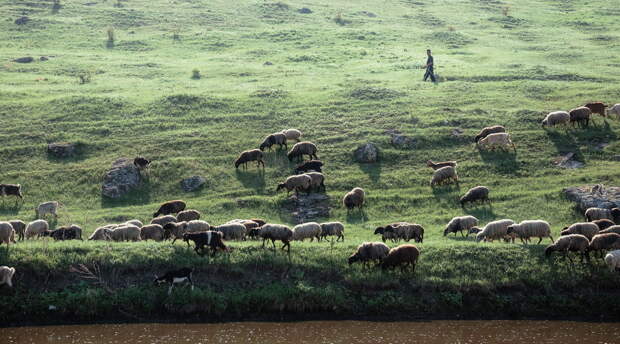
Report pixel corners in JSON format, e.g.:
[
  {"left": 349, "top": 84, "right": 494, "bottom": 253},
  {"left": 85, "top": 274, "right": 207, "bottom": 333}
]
[{"left": 1, "top": 0, "right": 620, "bottom": 322}]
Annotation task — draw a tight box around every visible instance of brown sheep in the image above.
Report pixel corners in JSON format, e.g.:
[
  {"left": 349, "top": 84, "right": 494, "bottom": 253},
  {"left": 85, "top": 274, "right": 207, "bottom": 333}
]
[
  {"left": 545, "top": 234, "right": 590, "bottom": 263},
  {"left": 287, "top": 142, "right": 318, "bottom": 162},
  {"left": 569, "top": 107, "right": 592, "bottom": 128},
  {"left": 235, "top": 149, "right": 265, "bottom": 169},
  {"left": 426, "top": 160, "right": 457, "bottom": 170},
  {"left": 343, "top": 187, "right": 365, "bottom": 211},
  {"left": 8, "top": 220, "right": 26, "bottom": 241},
  {"left": 140, "top": 224, "right": 165, "bottom": 241},
  {"left": 474, "top": 125, "right": 505, "bottom": 143},
  {"left": 259, "top": 133, "right": 287, "bottom": 151},
  {"left": 588, "top": 233, "right": 620, "bottom": 258},
  {"left": 380, "top": 244, "right": 420, "bottom": 272},
  {"left": 153, "top": 200, "right": 186, "bottom": 218},
  {"left": 584, "top": 102, "right": 607, "bottom": 118},
  {"left": 176, "top": 209, "right": 201, "bottom": 222},
  {"left": 592, "top": 219, "right": 615, "bottom": 231}
]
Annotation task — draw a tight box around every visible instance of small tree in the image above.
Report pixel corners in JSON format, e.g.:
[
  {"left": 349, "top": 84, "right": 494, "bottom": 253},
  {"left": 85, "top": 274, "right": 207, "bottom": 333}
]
[{"left": 191, "top": 69, "right": 201, "bottom": 80}]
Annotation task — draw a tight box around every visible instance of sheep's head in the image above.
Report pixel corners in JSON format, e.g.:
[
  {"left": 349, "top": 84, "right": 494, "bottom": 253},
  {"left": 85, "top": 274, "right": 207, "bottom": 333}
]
[
  {"left": 560, "top": 229, "right": 570, "bottom": 236},
  {"left": 347, "top": 254, "right": 360, "bottom": 265},
  {"left": 287, "top": 151, "right": 295, "bottom": 161},
  {"left": 426, "top": 160, "right": 433, "bottom": 167},
  {"left": 152, "top": 212, "right": 160, "bottom": 218},
  {"left": 41, "top": 230, "right": 52, "bottom": 237},
  {"left": 474, "top": 134, "right": 482, "bottom": 143},
  {"left": 276, "top": 183, "right": 286, "bottom": 192},
  {"left": 506, "top": 225, "right": 515, "bottom": 235},
  {"left": 259, "top": 139, "right": 270, "bottom": 151},
  {"left": 374, "top": 227, "right": 385, "bottom": 235},
  {"left": 234, "top": 158, "right": 242, "bottom": 168},
  {"left": 544, "top": 245, "right": 555, "bottom": 257}
]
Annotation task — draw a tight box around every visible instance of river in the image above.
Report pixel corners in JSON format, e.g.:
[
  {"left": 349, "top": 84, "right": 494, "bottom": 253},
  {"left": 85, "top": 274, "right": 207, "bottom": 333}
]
[{"left": 4, "top": 320, "right": 618, "bottom": 344}]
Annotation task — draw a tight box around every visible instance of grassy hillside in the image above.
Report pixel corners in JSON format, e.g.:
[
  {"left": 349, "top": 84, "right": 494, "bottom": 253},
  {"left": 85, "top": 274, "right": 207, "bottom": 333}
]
[{"left": 1, "top": 0, "right": 620, "bottom": 322}]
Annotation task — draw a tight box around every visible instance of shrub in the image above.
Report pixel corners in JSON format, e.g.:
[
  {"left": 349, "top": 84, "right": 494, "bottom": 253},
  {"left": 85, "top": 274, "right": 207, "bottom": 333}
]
[
  {"left": 334, "top": 12, "right": 349, "bottom": 26},
  {"left": 77, "top": 72, "right": 92, "bottom": 85},
  {"left": 106, "top": 27, "right": 115, "bottom": 43},
  {"left": 191, "top": 69, "right": 201, "bottom": 80}
]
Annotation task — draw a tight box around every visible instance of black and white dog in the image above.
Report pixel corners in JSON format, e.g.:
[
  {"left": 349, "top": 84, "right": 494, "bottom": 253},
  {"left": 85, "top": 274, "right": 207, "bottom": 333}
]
[{"left": 153, "top": 267, "right": 194, "bottom": 295}]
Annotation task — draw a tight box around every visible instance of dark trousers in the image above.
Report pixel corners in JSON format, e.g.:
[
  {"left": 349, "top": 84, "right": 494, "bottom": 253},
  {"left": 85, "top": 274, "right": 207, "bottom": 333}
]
[{"left": 424, "top": 68, "right": 436, "bottom": 82}]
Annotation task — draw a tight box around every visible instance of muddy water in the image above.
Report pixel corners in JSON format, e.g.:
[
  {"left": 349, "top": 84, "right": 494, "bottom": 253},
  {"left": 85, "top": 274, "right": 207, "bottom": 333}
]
[{"left": 4, "top": 320, "right": 619, "bottom": 344}]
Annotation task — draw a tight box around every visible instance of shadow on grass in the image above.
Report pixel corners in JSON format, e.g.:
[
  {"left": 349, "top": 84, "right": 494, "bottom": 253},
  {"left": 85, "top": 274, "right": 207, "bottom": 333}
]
[
  {"left": 235, "top": 168, "right": 266, "bottom": 193},
  {"left": 477, "top": 149, "right": 519, "bottom": 174},
  {"left": 346, "top": 209, "right": 368, "bottom": 224},
  {"left": 0, "top": 200, "right": 23, "bottom": 216},
  {"left": 431, "top": 183, "right": 461, "bottom": 200},
  {"left": 358, "top": 162, "right": 382, "bottom": 184},
  {"left": 462, "top": 205, "right": 496, "bottom": 222},
  {"left": 546, "top": 121, "right": 617, "bottom": 157},
  {"left": 265, "top": 149, "right": 291, "bottom": 171}
]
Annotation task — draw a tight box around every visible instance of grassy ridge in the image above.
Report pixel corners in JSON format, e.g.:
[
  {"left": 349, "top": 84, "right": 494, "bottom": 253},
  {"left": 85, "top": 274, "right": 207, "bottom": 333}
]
[{"left": 1, "top": 0, "right": 620, "bottom": 322}]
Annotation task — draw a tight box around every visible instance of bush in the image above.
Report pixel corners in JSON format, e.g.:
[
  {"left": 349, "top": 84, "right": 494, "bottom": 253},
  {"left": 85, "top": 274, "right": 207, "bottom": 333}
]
[
  {"left": 77, "top": 72, "right": 92, "bottom": 85},
  {"left": 334, "top": 12, "right": 350, "bottom": 26},
  {"left": 106, "top": 27, "right": 115, "bottom": 43},
  {"left": 191, "top": 69, "right": 201, "bottom": 80}
]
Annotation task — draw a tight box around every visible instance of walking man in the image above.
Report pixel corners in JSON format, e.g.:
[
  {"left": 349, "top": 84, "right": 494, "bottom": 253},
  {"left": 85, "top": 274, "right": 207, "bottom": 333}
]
[{"left": 423, "top": 49, "right": 436, "bottom": 82}]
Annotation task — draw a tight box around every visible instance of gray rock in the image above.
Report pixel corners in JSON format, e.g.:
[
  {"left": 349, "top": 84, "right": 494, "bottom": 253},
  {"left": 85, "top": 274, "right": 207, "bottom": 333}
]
[
  {"left": 390, "top": 134, "right": 415, "bottom": 148},
  {"left": 180, "top": 176, "right": 206, "bottom": 192},
  {"left": 47, "top": 142, "right": 75, "bottom": 158},
  {"left": 354, "top": 143, "right": 379, "bottom": 163},
  {"left": 288, "top": 193, "right": 330, "bottom": 224},
  {"left": 13, "top": 57, "right": 33, "bottom": 63},
  {"left": 298, "top": 7, "right": 312, "bottom": 14},
  {"left": 563, "top": 185, "right": 620, "bottom": 212},
  {"left": 14, "top": 16, "right": 29, "bottom": 25},
  {"left": 553, "top": 152, "right": 584, "bottom": 169},
  {"left": 102, "top": 158, "right": 142, "bottom": 199}
]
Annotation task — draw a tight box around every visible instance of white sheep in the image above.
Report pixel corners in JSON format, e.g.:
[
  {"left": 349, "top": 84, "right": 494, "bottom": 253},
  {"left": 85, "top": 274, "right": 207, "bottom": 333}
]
[
  {"left": 319, "top": 222, "right": 345, "bottom": 242},
  {"left": 0, "top": 222, "right": 16, "bottom": 246},
  {"left": 214, "top": 223, "right": 247, "bottom": 241},
  {"left": 0, "top": 266, "right": 16, "bottom": 287},
  {"left": 124, "top": 219, "right": 143, "bottom": 228},
  {"left": 25, "top": 219, "right": 49, "bottom": 239},
  {"left": 608, "top": 104, "right": 620, "bottom": 119},
  {"left": 585, "top": 207, "right": 612, "bottom": 222},
  {"left": 604, "top": 250, "right": 620, "bottom": 272},
  {"left": 105, "top": 225, "right": 141, "bottom": 242},
  {"left": 506, "top": 220, "right": 554, "bottom": 244},
  {"left": 89, "top": 225, "right": 115, "bottom": 240},
  {"left": 36, "top": 201, "right": 61, "bottom": 219},
  {"left": 257, "top": 224, "right": 293, "bottom": 252},
  {"left": 281, "top": 129, "right": 302, "bottom": 141},
  {"left": 476, "top": 219, "right": 515, "bottom": 242},
  {"left": 542, "top": 111, "right": 570, "bottom": 127},
  {"left": 430, "top": 166, "right": 458, "bottom": 186},
  {"left": 477, "top": 132, "right": 516, "bottom": 152},
  {"left": 444, "top": 215, "right": 478, "bottom": 237},
  {"left": 292, "top": 222, "right": 322, "bottom": 242}
]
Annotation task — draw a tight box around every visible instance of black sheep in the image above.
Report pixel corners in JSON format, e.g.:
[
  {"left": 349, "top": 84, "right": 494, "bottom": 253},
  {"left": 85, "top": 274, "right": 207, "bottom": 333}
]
[
  {"left": 459, "top": 186, "right": 490, "bottom": 208},
  {"left": 294, "top": 160, "right": 323, "bottom": 174},
  {"left": 183, "top": 231, "right": 227, "bottom": 257},
  {"left": 153, "top": 200, "right": 186, "bottom": 218}
]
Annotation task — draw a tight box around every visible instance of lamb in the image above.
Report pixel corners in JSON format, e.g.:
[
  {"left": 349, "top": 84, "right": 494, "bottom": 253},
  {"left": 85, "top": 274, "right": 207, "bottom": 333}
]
[
  {"left": 214, "top": 223, "right": 247, "bottom": 241},
  {"left": 176, "top": 209, "right": 201, "bottom": 222},
  {"left": 545, "top": 234, "right": 590, "bottom": 263},
  {"left": 604, "top": 250, "right": 620, "bottom": 272},
  {"left": 443, "top": 215, "right": 479, "bottom": 237},
  {"left": 287, "top": 141, "right": 318, "bottom": 162},
  {"left": 294, "top": 160, "right": 323, "bottom": 174},
  {"left": 0, "top": 184, "right": 23, "bottom": 199},
  {"left": 151, "top": 215, "right": 178, "bottom": 227},
  {"left": 569, "top": 106, "right": 591, "bottom": 128},
  {"left": 588, "top": 233, "right": 620, "bottom": 258},
  {"left": 426, "top": 160, "right": 457, "bottom": 170},
  {"left": 235, "top": 149, "right": 265, "bottom": 169},
  {"left": 25, "top": 219, "right": 49, "bottom": 239},
  {"left": 585, "top": 207, "right": 612, "bottom": 221},
  {"left": 0, "top": 266, "right": 16, "bottom": 288},
  {"left": 343, "top": 187, "right": 365, "bottom": 211},
  {"left": 183, "top": 231, "right": 228, "bottom": 257},
  {"left": 561, "top": 222, "right": 599, "bottom": 240},
  {"left": 477, "top": 132, "right": 516, "bottom": 152},
  {"left": 319, "top": 222, "right": 345, "bottom": 242},
  {"left": 8, "top": 220, "right": 25, "bottom": 241},
  {"left": 599, "top": 225, "right": 620, "bottom": 235},
  {"left": 542, "top": 111, "right": 570, "bottom": 127},
  {"left": 140, "top": 224, "right": 165, "bottom": 241},
  {"left": 153, "top": 200, "right": 186, "bottom": 217},
  {"left": 459, "top": 186, "right": 490, "bottom": 208},
  {"left": 347, "top": 242, "right": 390, "bottom": 268},
  {"left": 105, "top": 225, "right": 141, "bottom": 242},
  {"left": 474, "top": 125, "right": 505, "bottom": 143},
  {"left": 0, "top": 222, "right": 16, "bottom": 247},
  {"left": 281, "top": 129, "right": 302, "bottom": 141},
  {"left": 303, "top": 172, "right": 325, "bottom": 191},
  {"left": 584, "top": 102, "right": 607, "bottom": 118},
  {"left": 256, "top": 224, "right": 293, "bottom": 253},
  {"left": 153, "top": 267, "right": 193, "bottom": 295},
  {"left": 607, "top": 103, "right": 620, "bottom": 119},
  {"left": 292, "top": 222, "right": 321, "bottom": 242},
  {"left": 592, "top": 219, "right": 616, "bottom": 231},
  {"left": 475, "top": 219, "right": 515, "bottom": 242},
  {"left": 89, "top": 226, "right": 113, "bottom": 240},
  {"left": 430, "top": 166, "right": 458, "bottom": 186},
  {"left": 36, "top": 201, "right": 61, "bottom": 219},
  {"left": 505, "top": 220, "right": 554, "bottom": 244},
  {"left": 259, "top": 133, "right": 287, "bottom": 151},
  {"left": 134, "top": 156, "right": 151, "bottom": 170},
  {"left": 276, "top": 174, "right": 312, "bottom": 196},
  {"left": 380, "top": 244, "right": 420, "bottom": 272}
]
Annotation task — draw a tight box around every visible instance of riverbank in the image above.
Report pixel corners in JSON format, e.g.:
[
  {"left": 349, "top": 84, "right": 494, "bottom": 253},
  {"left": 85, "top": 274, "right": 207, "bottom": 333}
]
[{"left": 2, "top": 241, "right": 619, "bottom": 326}]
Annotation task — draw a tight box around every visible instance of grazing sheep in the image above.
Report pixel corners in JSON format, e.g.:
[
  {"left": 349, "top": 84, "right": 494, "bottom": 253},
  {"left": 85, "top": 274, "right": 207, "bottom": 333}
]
[
  {"left": 599, "top": 225, "right": 620, "bottom": 235},
  {"left": 153, "top": 267, "right": 193, "bottom": 295},
  {"left": 593, "top": 219, "right": 616, "bottom": 231},
  {"left": 124, "top": 220, "right": 143, "bottom": 228},
  {"left": 343, "top": 187, "right": 365, "bottom": 211},
  {"left": 569, "top": 106, "right": 592, "bottom": 128},
  {"left": 0, "top": 266, "right": 16, "bottom": 288},
  {"left": 45, "top": 225, "right": 83, "bottom": 241},
  {"left": 588, "top": 233, "right": 620, "bottom": 258},
  {"left": 140, "top": 224, "right": 165, "bottom": 241},
  {"left": 257, "top": 224, "right": 293, "bottom": 253},
  {"left": 183, "top": 231, "right": 227, "bottom": 257},
  {"left": 8, "top": 220, "right": 25, "bottom": 241},
  {"left": 36, "top": 201, "right": 61, "bottom": 219},
  {"left": 295, "top": 160, "right": 323, "bottom": 174},
  {"left": 374, "top": 226, "right": 398, "bottom": 243},
  {"left": 542, "top": 111, "right": 570, "bottom": 127},
  {"left": 506, "top": 220, "right": 554, "bottom": 244},
  {"left": 474, "top": 125, "right": 506, "bottom": 143},
  {"left": 287, "top": 141, "right": 318, "bottom": 162},
  {"left": 604, "top": 250, "right": 620, "bottom": 272},
  {"left": 281, "top": 129, "right": 302, "bottom": 141},
  {"left": 430, "top": 166, "right": 458, "bottom": 186},
  {"left": 375, "top": 223, "right": 424, "bottom": 243},
  {"left": 134, "top": 156, "right": 151, "bottom": 170},
  {"left": 607, "top": 104, "right": 620, "bottom": 119},
  {"left": 584, "top": 102, "right": 607, "bottom": 118},
  {"left": 151, "top": 215, "right": 178, "bottom": 227},
  {"left": 426, "top": 160, "right": 457, "bottom": 170},
  {"left": 0, "top": 222, "right": 16, "bottom": 247},
  {"left": 25, "top": 219, "right": 49, "bottom": 239},
  {"left": 304, "top": 172, "right": 325, "bottom": 191},
  {"left": 319, "top": 222, "right": 345, "bottom": 242},
  {"left": 468, "top": 227, "right": 482, "bottom": 236},
  {"left": 348, "top": 242, "right": 390, "bottom": 268},
  {"left": 477, "top": 132, "right": 516, "bottom": 152},
  {"left": 475, "top": 219, "right": 515, "bottom": 243},
  {"left": 561, "top": 222, "right": 599, "bottom": 240},
  {"left": 545, "top": 234, "right": 590, "bottom": 263},
  {"left": 259, "top": 133, "right": 287, "bottom": 151},
  {"left": 153, "top": 200, "right": 186, "bottom": 218},
  {"left": 89, "top": 226, "right": 113, "bottom": 240},
  {"left": 459, "top": 186, "right": 490, "bottom": 208},
  {"left": 227, "top": 219, "right": 261, "bottom": 235},
  {"left": 380, "top": 244, "right": 420, "bottom": 272},
  {"left": 0, "top": 184, "right": 23, "bottom": 200},
  {"left": 292, "top": 222, "right": 321, "bottom": 242},
  {"left": 164, "top": 220, "right": 211, "bottom": 244},
  {"left": 235, "top": 149, "right": 265, "bottom": 169},
  {"left": 176, "top": 209, "right": 201, "bottom": 222},
  {"left": 106, "top": 225, "right": 141, "bottom": 242},
  {"left": 214, "top": 223, "right": 247, "bottom": 241},
  {"left": 585, "top": 207, "right": 612, "bottom": 221},
  {"left": 250, "top": 218, "right": 266, "bottom": 227},
  {"left": 276, "top": 174, "right": 312, "bottom": 196},
  {"left": 444, "top": 215, "right": 479, "bottom": 237}
]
